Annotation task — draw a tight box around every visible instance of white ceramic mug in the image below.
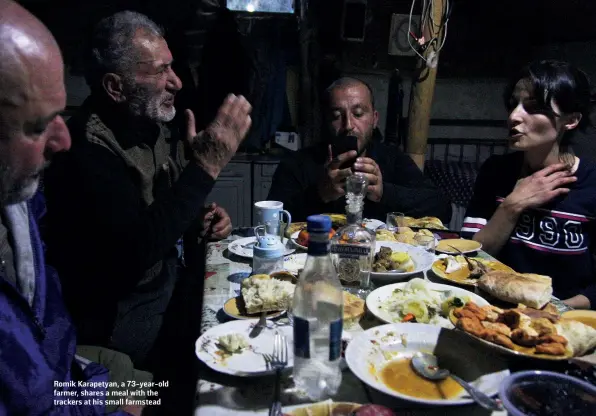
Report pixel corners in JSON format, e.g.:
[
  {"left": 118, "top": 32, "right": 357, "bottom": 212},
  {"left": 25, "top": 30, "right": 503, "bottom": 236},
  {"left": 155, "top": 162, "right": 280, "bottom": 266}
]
[{"left": 254, "top": 200, "right": 292, "bottom": 238}]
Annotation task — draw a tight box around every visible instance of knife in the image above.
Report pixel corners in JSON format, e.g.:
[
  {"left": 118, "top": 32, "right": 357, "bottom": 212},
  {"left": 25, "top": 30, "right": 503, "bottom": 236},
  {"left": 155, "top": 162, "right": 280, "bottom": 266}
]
[{"left": 249, "top": 311, "right": 267, "bottom": 338}]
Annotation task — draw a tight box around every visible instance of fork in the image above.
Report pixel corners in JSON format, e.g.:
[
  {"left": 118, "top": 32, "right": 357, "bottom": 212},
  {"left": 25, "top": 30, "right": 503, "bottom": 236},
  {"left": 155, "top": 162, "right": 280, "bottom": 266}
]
[
  {"left": 448, "top": 245, "right": 488, "bottom": 274},
  {"left": 448, "top": 244, "right": 475, "bottom": 271},
  {"left": 267, "top": 332, "right": 288, "bottom": 416},
  {"left": 241, "top": 241, "right": 256, "bottom": 249}
]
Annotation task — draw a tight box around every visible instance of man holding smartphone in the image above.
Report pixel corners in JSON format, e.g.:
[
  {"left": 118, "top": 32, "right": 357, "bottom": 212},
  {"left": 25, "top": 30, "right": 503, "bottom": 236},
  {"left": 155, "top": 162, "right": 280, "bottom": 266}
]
[{"left": 269, "top": 77, "right": 452, "bottom": 223}]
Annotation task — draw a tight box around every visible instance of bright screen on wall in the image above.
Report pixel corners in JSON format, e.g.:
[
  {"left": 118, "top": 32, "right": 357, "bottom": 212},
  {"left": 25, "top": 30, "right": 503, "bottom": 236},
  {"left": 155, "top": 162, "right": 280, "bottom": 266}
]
[{"left": 226, "top": 0, "right": 295, "bottom": 14}]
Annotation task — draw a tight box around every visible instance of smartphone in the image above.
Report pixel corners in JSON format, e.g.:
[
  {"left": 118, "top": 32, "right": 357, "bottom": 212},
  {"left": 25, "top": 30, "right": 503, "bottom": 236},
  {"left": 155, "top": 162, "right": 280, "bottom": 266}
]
[{"left": 331, "top": 135, "right": 359, "bottom": 169}]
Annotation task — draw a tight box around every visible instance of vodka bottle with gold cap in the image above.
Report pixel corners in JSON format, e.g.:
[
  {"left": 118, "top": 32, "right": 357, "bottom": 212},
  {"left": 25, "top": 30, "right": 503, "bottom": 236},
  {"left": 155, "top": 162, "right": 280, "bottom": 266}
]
[{"left": 329, "top": 173, "right": 376, "bottom": 296}]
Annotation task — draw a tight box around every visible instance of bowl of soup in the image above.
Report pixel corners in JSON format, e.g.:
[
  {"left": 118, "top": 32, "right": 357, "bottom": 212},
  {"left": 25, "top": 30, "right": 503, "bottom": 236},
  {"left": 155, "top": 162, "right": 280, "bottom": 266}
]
[
  {"left": 499, "top": 370, "right": 596, "bottom": 416},
  {"left": 344, "top": 323, "right": 510, "bottom": 406}
]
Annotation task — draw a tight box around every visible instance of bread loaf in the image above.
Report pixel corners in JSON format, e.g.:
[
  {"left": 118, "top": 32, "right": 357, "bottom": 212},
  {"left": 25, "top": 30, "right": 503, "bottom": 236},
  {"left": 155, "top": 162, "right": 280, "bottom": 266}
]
[{"left": 478, "top": 270, "right": 552, "bottom": 309}]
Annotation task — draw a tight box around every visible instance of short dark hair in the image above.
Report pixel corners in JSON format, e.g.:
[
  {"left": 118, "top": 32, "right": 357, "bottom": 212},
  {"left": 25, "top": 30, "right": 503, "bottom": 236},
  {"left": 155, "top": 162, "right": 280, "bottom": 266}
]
[
  {"left": 85, "top": 11, "right": 164, "bottom": 93},
  {"left": 324, "top": 77, "right": 376, "bottom": 110},
  {"left": 504, "top": 60, "right": 592, "bottom": 129}
]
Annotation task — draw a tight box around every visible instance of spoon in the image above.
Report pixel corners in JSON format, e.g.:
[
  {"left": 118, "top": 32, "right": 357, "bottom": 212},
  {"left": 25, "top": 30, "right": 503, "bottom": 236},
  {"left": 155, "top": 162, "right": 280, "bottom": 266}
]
[{"left": 411, "top": 352, "right": 503, "bottom": 411}]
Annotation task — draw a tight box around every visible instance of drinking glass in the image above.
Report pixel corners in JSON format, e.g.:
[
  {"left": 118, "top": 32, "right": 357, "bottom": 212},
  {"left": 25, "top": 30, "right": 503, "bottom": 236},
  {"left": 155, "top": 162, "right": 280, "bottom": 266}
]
[
  {"left": 413, "top": 234, "right": 435, "bottom": 254},
  {"left": 386, "top": 212, "right": 405, "bottom": 233}
]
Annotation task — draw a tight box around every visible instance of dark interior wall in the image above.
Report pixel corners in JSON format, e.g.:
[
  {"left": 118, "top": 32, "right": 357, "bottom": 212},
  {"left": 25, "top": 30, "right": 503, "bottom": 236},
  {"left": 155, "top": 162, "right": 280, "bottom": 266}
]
[
  {"left": 316, "top": 0, "right": 596, "bottom": 78},
  {"left": 18, "top": 0, "right": 202, "bottom": 70},
  {"left": 310, "top": 0, "right": 596, "bottom": 145},
  {"left": 18, "top": 0, "right": 596, "bottom": 83},
  {"left": 19, "top": 0, "right": 300, "bottom": 149},
  {"left": 17, "top": 0, "right": 596, "bottom": 148}
]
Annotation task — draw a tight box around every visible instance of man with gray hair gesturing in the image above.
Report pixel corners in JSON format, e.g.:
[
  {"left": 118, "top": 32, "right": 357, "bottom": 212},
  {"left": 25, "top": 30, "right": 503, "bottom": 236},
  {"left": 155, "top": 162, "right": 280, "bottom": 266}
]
[
  {"left": 43, "top": 9, "right": 252, "bottom": 414},
  {"left": 0, "top": 1, "right": 155, "bottom": 414}
]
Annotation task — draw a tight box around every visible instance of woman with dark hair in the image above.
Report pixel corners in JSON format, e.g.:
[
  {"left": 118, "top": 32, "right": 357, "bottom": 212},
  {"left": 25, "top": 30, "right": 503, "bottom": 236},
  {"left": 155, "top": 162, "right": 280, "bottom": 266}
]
[{"left": 462, "top": 60, "right": 596, "bottom": 309}]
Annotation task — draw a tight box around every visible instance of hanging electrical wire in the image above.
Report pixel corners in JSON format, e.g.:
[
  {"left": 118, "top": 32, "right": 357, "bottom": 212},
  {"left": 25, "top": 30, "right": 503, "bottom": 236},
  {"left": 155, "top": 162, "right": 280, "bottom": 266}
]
[
  {"left": 407, "top": 0, "right": 428, "bottom": 62},
  {"left": 407, "top": 0, "right": 451, "bottom": 66}
]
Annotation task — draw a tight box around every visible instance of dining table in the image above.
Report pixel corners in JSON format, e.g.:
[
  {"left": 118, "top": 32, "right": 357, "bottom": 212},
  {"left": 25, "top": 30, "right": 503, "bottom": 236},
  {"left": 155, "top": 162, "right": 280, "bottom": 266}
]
[{"left": 194, "top": 228, "right": 574, "bottom": 416}]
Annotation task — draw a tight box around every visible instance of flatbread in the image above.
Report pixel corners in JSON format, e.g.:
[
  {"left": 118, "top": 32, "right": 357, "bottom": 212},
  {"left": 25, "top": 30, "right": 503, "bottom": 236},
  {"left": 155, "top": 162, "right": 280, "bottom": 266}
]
[
  {"left": 343, "top": 291, "right": 365, "bottom": 328},
  {"left": 478, "top": 270, "right": 552, "bottom": 309},
  {"left": 404, "top": 216, "right": 447, "bottom": 230},
  {"left": 555, "top": 319, "right": 596, "bottom": 356}
]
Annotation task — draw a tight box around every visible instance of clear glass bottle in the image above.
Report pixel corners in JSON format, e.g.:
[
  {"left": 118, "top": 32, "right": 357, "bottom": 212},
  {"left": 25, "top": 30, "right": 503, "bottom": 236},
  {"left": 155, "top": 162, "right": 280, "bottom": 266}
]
[
  {"left": 292, "top": 215, "right": 343, "bottom": 400},
  {"left": 330, "top": 173, "right": 376, "bottom": 297}
]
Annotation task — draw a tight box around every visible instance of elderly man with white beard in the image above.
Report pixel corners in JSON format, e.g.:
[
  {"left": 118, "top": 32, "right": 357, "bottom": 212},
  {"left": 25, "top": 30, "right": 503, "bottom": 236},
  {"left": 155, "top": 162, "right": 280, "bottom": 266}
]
[{"left": 43, "top": 10, "right": 252, "bottom": 414}]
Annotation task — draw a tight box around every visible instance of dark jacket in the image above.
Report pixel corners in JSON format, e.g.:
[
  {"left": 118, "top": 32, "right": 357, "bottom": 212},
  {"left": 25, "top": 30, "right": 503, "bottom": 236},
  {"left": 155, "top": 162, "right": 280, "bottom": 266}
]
[
  {"left": 43, "top": 97, "right": 214, "bottom": 367},
  {"left": 0, "top": 193, "right": 128, "bottom": 415},
  {"left": 268, "top": 136, "right": 452, "bottom": 223},
  {"left": 462, "top": 152, "right": 596, "bottom": 307}
]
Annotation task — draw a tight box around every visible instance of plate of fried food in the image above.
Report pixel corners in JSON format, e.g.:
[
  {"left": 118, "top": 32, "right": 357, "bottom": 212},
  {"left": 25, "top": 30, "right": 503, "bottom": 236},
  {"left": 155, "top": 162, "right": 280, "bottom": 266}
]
[
  {"left": 431, "top": 255, "right": 514, "bottom": 286},
  {"left": 446, "top": 268, "right": 596, "bottom": 360},
  {"left": 371, "top": 242, "right": 435, "bottom": 281},
  {"left": 450, "top": 301, "right": 596, "bottom": 360}
]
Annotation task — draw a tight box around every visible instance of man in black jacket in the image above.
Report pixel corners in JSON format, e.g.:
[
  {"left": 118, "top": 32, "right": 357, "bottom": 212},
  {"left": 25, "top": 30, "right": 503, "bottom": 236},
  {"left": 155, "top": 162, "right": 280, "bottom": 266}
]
[
  {"left": 43, "top": 10, "right": 251, "bottom": 414},
  {"left": 268, "top": 77, "right": 451, "bottom": 223}
]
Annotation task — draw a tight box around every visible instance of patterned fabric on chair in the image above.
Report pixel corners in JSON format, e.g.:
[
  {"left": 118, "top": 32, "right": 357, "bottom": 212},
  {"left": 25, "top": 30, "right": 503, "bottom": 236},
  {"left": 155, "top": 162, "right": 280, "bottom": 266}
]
[
  {"left": 423, "top": 160, "right": 480, "bottom": 231},
  {"left": 424, "top": 160, "right": 478, "bottom": 207},
  {"left": 421, "top": 137, "right": 510, "bottom": 230}
]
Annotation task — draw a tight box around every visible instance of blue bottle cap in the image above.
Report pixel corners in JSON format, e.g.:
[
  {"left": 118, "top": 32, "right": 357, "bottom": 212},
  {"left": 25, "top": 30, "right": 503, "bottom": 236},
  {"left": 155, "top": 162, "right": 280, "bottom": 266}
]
[{"left": 307, "top": 215, "right": 332, "bottom": 234}]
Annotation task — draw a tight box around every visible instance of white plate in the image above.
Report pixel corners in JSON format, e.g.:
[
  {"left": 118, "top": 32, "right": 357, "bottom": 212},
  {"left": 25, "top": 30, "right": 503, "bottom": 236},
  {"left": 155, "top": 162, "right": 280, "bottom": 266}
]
[
  {"left": 284, "top": 253, "right": 307, "bottom": 274},
  {"left": 228, "top": 236, "right": 295, "bottom": 259},
  {"left": 371, "top": 241, "right": 436, "bottom": 281},
  {"left": 195, "top": 319, "right": 294, "bottom": 376},
  {"left": 344, "top": 323, "right": 510, "bottom": 406},
  {"left": 366, "top": 281, "right": 489, "bottom": 325},
  {"left": 362, "top": 218, "right": 385, "bottom": 230}
]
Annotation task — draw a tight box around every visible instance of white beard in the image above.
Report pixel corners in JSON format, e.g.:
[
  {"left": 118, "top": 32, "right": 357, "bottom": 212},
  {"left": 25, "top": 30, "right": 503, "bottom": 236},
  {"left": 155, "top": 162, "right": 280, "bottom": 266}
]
[
  {"left": 125, "top": 80, "right": 176, "bottom": 123},
  {"left": 1, "top": 176, "right": 39, "bottom": 206}
]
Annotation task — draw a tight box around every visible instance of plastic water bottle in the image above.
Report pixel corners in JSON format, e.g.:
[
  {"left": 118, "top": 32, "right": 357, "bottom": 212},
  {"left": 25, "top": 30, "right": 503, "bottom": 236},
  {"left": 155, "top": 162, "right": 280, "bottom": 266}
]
[{"left": 292, "top": 215, "right": 344, "bottom": 400}]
